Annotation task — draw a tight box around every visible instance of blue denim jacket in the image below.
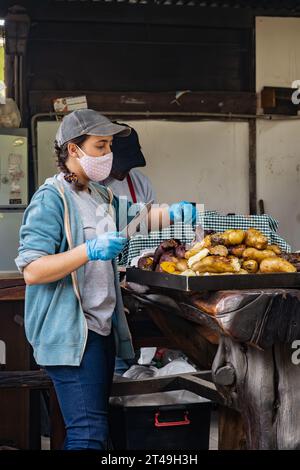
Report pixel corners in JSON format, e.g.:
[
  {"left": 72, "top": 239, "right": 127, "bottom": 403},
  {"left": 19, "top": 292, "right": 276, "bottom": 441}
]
[{"left": 15, "top": 175, "right": 135, "bottom": 366}]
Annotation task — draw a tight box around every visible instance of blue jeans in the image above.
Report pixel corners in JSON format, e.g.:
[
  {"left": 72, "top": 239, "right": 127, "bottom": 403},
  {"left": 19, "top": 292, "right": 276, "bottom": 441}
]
[{"left": 45, "top": 329, "right": 115, "bottom": 450}]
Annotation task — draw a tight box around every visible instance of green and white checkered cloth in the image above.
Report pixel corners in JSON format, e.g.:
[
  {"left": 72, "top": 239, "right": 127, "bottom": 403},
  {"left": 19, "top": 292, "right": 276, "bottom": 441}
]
[{"left": 119, "top": 211, "right": 291, "bottom": 266}]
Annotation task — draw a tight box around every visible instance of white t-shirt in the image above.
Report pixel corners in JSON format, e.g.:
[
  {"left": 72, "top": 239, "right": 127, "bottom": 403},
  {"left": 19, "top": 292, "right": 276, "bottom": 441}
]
[
  {"left": 58, "top": 173, "right": 117, "bottom": 336},
  {"left": 102, "top": 168, "right": 156, "bottom": 203}
]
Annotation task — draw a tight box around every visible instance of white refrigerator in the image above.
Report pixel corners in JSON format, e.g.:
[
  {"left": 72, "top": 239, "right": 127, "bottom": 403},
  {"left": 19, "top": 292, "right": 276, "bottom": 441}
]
[{"left": 0, "top": 128, "right": 28, "bottom": 272}]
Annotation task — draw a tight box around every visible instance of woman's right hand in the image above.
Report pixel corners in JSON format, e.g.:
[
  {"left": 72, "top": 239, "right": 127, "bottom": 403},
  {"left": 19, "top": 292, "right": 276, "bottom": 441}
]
[{"left": 86, "top": 231, "right": 128, "bottom": 261}]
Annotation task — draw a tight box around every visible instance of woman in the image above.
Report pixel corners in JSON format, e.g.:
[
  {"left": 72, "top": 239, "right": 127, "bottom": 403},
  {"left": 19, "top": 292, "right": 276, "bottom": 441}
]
[{"left": 15, "top": 109, "right": 196, "bottom": 450}]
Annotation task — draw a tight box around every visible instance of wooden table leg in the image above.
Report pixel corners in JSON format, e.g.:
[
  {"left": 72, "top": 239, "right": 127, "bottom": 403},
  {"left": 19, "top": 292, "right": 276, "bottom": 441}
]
[{"left": 213, "top": 335, "right": 300, "bottom": 449}]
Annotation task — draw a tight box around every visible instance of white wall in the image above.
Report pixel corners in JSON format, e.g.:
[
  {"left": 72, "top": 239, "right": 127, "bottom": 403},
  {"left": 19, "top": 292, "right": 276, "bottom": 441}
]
[
  {"left": 256, "top": 16, "right": 300, "bottom": 92},
  {"left": 256, "top": 17, "right": 300, "bottom": 249},
  {"left": 37, "top": 120, "right": 249, "bottom": 215}
]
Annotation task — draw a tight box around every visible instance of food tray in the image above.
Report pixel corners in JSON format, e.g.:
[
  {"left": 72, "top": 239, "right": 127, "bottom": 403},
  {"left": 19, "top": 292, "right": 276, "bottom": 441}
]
[{"left": 126, "top": 268, "right": 300, "bottom": 292}]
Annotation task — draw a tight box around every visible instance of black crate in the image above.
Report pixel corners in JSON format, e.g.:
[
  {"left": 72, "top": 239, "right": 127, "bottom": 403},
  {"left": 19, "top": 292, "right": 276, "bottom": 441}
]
[{"left": 109, "top": 390, "right": 212, "bottom": 450}]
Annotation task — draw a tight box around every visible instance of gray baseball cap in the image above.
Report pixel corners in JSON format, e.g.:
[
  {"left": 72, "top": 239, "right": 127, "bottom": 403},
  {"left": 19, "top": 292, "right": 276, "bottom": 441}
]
[{"left": 55, "top": 109, "right": 131, "bottom": 146}]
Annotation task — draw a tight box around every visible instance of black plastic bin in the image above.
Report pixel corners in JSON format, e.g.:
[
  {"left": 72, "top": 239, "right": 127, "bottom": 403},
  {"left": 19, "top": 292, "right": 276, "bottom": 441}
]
[{"left": 109, "top": 390, "right": 212, "bottom": 450}]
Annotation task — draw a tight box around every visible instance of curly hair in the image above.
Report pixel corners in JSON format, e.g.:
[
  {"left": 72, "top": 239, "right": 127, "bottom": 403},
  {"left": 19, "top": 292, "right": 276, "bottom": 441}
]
[{"left": 54, "top": 135, "right": 87, "bottom": 191}]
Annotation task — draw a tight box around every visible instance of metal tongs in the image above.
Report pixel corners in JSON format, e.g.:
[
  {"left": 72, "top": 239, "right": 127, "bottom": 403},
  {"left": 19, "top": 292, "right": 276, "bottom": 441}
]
[{"left": 120, "top": 199, "right": 154, "bottom": 239}]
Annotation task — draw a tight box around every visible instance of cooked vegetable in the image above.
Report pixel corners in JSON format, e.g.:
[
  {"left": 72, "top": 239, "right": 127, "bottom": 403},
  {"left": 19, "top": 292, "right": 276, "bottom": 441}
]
[
  {"left": 242, "top": 248, "right": 277, "bottom": 263},
  {"left": 245, "top": 228, "right": 268, "bottom": 250},
  {"left": 187, "top": 248, "right": 210, "bottom": 269},
  {"left": 209, "top": 245, "right": 228, "bottom": 257},
  {"left": 153, "top": 239, "right": 181, "bottom": 268},
  {"left": 175, "top": 245, "right": 187, "bottom": 259},
  {"left": 268, "top": 244, "right": 282, "bottom": 255},
  {"left": 137, "top": 256, "right": 154, "bottom": 271},
  {"left": 228, "top": 244, "right": 246, "bottom": 258},
  {"left": 185, "top": 242, "right": 204, "bottom": 260},
  {"left": 191, "top": 255, "right": 241, "bottom": 273},
  {"left": 282, "top": 253, "right": 300, "bottom": 271},
  {"left": 179, "top": 269, "right": 197, "bottom": 276},
  {"left": 260, "top": 257, "right": 296, "bottom": 273},
  {"left": 242, "top": 259, "right": 259, "bottom": 273},
  {"left": 176, "top": 259, "right": 188, "bottom": 272},
  {"left": 211, "top": 230, "right": 245, "bottom": 246},
  {"left": 160, "top": 261, "right": 178, "bottom": 274}
]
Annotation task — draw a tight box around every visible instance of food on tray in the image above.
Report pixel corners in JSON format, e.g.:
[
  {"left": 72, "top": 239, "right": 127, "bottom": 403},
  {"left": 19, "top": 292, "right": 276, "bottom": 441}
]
[
  {"left": 210, "top": 229, "right": 245, "bottom": 246},
  {"left": 282, "top": 253, "right": 300, "bottom": 271},
  {"left": 209, "top": 245, "right": 228, "bottom": 257},
  {"left": 244, "top": 228, "right": 268, "bottom": 250},
  {"left": 187, "top": 248, "right": 210, "bottom": 269},
  {"left": 242, "top": 248, "right": 277, "bottom": 263},
  {"left": 259, "top": 257, "right": 296, "bottom": 273},
  {"left": 268, "top": 244, "right": 282, "bottom": 255},
  {"left": 175, "top": 259, "right": 189, "bottom": 272},
  {"left": 228, "top": 244, "right": 246, "bottom": 257},
  {"left": 137, "top": 228, "right": 297, "bottom": 276},
  {"left": 137, "top": 256, "right": 154, "bottom": 271},
  {"left": 242, "top": 259, "right": 259, "bottom": 273},
  {"left": 191, "top": 255, "right": 240, "bottom": 274}
]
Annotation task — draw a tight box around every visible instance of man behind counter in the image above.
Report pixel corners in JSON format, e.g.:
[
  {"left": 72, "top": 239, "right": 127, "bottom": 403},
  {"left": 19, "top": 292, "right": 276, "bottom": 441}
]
[
  {"left": 101, "top": 123, "right": 156, "bottom": 375},
  {"left": 101, "top": 123, "right": 156, "bottom": 204}
]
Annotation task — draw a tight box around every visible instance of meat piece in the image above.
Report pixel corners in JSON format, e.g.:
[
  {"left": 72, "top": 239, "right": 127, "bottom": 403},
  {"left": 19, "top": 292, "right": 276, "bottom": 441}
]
[
  {"left": 245, "top": 228, "right": 268, "bottom": 250},
  {"left": 191, "top": 255, "right": 241, "bottom": 273},
  {"left": 260, "top": 257, "right": 296, "bottom": 273},
  {"left": 242, "top": 248, "right": 277, "bottom": 263}
]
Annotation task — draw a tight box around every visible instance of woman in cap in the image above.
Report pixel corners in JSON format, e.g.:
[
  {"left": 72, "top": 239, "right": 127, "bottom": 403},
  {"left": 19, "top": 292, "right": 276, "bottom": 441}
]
[{"left": 15, "top": 109, "right": 196, "bottom": 450}]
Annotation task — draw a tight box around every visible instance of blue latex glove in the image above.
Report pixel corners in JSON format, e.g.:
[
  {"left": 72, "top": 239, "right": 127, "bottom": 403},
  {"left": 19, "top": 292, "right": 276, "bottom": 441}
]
[
  {"left": 86, "top": 231, "right": 127, "bottom": 261},
  {"left": 168, "top": 201, "right": 197, "bottom": 225}
]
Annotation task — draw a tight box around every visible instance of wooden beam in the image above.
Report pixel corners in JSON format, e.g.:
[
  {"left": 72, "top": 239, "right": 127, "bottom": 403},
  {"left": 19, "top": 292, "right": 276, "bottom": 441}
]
[
  {"left": 29, "top": 90, "right": 257, "bottom": 118},
  {"left": 249, "top": 119, "right": 257, "bottom": 214},
  {"left": 176, "top": 374, "right": 224, "bottom": 405}
]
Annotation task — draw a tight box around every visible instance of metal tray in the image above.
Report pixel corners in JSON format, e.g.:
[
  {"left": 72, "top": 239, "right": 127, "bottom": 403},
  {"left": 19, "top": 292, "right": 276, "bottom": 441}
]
[{"left": 126, "top": 268, "right": 300, "bottom": 292}]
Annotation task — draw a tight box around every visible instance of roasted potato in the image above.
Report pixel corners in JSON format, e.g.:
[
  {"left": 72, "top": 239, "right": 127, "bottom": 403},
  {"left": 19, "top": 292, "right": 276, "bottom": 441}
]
[
  {"left": 191, "top": 255, "right": 241, "bottom": 273},
  {"left": 245, "top": 228, "right": 268, "bottom": 250},
  {"left": 209, "top": 245, "right": 228, "bottom": 257},
  {"left": 175, "top": 259, "right": 188, "bottom": 272},
  {"left": 260, "top": 257, "right": 296, "bottom": 273},
  {"left": 242, "top": 259, "right": 259, "bottom": 273},
  {"left": 211, "top": 230, "right": 245, "bottom": 246},
  {"left": 228, "top": 244, "right": 246, "bottom": 258},
  {"left": 267, "top": 244, "right": 282, "bottom": 255},
  {"left": 242, "top": 248, "right": 277, "bottom": 263}
]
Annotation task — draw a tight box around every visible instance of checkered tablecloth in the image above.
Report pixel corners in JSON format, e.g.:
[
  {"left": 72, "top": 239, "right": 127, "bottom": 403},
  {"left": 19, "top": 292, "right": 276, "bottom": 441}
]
[{"left": 119, "top": 211, "right": 291, "bottom": 266}]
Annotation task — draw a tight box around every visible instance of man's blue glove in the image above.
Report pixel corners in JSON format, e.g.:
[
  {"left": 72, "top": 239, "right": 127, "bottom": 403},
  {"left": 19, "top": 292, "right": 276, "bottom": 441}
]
[
  {"left": 86, "top": 231, "right": 127, "bottom": 261},
  {"left": 168, "top": 201, "right": 197, "bottom": 225}
]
